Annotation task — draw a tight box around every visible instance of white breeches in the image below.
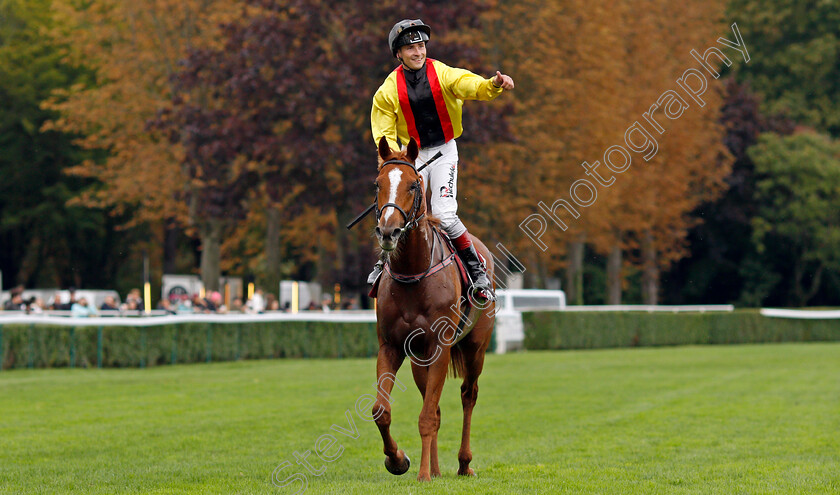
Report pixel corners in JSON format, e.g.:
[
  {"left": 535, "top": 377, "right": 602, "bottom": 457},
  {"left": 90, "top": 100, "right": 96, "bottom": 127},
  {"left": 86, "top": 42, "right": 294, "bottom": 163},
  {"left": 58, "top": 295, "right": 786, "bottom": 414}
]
[{"left": 417, "top": 139, "right": 466, "bottom": 239}]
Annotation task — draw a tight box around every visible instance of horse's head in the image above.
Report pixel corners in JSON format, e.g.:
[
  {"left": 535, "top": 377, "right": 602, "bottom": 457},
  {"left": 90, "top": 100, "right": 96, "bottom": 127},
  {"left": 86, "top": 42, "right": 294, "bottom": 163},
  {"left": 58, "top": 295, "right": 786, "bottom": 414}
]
[{"left": 374, "top": 136, "right": 425, "bottom": 252}]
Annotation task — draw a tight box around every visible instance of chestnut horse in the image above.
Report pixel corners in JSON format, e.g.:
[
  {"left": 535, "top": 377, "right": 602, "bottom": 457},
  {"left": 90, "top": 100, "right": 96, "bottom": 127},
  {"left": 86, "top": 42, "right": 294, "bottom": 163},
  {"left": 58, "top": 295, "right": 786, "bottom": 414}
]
[{"left": 370, "top": 136, "right": 496, "bottom": 482}]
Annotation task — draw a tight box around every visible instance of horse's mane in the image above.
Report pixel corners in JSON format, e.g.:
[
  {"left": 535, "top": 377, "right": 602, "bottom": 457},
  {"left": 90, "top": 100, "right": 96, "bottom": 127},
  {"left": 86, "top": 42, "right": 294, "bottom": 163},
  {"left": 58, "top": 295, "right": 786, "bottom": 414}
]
[{"left": 426, "top": 215, "right": 442, "bottom": 227}]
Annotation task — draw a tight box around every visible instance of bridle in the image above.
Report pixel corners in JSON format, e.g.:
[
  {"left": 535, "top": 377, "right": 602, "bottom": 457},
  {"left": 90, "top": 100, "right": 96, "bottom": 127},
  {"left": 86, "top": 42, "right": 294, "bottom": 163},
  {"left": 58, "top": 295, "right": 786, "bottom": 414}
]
[
  {"left": 345, "top": 150, "right": 441, "bottom": 231},
  {"left": 343, "top": 151, "right": 453, "bottom": 284},
  {"left": 375, "top": 159, "right": 456, "bottom": 284},
  {"left": 375, "top": 159, "right": 425, "bottom": 232}
]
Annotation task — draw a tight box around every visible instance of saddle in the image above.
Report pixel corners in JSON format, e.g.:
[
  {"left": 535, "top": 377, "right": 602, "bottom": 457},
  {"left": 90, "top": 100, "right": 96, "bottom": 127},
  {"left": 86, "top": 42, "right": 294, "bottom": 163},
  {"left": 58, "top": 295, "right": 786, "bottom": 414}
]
[
  {"left": 369, "top": 227, "right": 488, "bottom": 346},
  {"left": 368, "top": 227, "right": 484, "bottom": 299}
]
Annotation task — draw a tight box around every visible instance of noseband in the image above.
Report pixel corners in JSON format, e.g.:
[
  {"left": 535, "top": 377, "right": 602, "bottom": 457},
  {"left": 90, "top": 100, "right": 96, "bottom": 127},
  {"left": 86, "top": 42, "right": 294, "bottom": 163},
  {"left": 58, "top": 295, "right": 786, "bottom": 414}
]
[{"left": 375, "top": 159, "right": 425, "bottom": 232}]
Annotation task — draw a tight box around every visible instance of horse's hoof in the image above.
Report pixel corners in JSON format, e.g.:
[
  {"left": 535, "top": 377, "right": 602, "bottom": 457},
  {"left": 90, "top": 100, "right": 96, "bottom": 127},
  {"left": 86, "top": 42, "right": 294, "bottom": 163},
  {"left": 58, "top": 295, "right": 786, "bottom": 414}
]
[
  {"left": 458, "top": 467, "right": 476, "bottom": 477},
  {"left": 417, "top": 472, "right": 432, "bottom": 482},
  {"left": 384, "top": 450, "right": 410, "bottom": 475}
]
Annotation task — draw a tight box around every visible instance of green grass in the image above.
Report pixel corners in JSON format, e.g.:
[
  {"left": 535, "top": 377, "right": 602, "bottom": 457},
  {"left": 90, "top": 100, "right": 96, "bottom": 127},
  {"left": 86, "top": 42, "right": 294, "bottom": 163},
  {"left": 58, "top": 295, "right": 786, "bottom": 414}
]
[{"left": 1, "top": 344, "right": 839, "bottom": 494}]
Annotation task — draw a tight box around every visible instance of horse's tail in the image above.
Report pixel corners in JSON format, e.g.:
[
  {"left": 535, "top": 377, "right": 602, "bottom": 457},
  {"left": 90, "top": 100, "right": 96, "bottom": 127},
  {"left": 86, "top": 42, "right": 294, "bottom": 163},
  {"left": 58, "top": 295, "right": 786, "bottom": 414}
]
[{"left": 449, "top": 342, "right": 467, "bottom": 379}]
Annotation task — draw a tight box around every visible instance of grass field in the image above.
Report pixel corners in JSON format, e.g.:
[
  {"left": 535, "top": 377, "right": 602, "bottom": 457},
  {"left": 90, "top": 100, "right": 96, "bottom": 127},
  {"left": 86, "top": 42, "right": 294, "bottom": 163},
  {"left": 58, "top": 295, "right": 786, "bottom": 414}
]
[{"left": 2, "top": 343, "right": 839, "bottom": 494}]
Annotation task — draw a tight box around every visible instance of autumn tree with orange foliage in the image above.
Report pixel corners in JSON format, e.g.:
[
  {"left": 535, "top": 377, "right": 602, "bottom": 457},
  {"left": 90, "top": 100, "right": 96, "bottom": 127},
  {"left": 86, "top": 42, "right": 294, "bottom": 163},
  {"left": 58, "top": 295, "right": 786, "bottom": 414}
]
[
  {"left": 45, "top": 0, "right": 237, "bottom": 289},
  {"left": 159, "top": 0, "right": 510, "bottom": 297},
  {"left": 494, "top": 0, "right": 732, "bottom": 303},
  {"left": 43, "top": 0, "right": 506, "bottom": 298}
]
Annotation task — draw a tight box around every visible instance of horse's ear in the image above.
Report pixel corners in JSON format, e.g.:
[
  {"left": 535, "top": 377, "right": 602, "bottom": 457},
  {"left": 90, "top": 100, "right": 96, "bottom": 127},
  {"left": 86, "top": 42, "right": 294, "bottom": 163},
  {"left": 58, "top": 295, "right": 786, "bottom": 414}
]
[
  {"left": 407, "top": 137, "right": 419, "bottom": 162},
  {"left": 378, "top": 136, "right": 391, "bottom": 162}
]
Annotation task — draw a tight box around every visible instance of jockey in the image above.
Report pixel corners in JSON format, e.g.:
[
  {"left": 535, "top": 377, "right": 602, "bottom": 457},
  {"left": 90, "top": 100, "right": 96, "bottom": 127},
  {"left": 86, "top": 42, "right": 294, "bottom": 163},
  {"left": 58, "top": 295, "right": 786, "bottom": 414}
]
[{"left": 368, "top": 19, "right": 514, "bottom": 301}]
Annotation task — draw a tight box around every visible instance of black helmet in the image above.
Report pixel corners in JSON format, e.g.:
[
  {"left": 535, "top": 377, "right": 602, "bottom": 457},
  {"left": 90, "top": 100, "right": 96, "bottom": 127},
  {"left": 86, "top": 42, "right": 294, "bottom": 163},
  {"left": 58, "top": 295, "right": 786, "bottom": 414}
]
[{"left": 388, "top": 19, "right": 431, "bottom": 57}]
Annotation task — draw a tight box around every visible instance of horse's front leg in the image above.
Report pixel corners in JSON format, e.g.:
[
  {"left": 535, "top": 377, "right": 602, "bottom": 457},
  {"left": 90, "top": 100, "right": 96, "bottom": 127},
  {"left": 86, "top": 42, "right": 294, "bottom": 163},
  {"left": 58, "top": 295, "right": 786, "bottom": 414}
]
[
  {"left": 410, "top": 362, "right": 441, "bottom": 478},
  {"left": 374, "top": 344, "right": 410, "bottom": 475},
  {"left": 416, "top": 354, "right": 449, "bottom": 482}
]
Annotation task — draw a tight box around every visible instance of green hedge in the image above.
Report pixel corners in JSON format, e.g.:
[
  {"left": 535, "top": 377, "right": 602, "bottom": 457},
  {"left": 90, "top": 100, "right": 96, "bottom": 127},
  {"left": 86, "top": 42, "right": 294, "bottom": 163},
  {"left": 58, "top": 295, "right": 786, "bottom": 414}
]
[
  {"left": 3, "top": 311, "right": 838, "bottom": 370},
  {"left": 0, "top": 321, "right": 379, "bottom": 370},
  {"left": 523, "top": 310, "right": 840, "bottom": 350}
]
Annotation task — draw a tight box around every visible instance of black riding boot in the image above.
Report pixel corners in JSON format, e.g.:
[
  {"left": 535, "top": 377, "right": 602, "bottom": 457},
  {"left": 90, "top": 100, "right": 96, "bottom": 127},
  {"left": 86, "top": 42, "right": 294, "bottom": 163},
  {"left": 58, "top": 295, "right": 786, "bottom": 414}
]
[{"left": 457, "top": 245, "right": 495, "bottom": 301}]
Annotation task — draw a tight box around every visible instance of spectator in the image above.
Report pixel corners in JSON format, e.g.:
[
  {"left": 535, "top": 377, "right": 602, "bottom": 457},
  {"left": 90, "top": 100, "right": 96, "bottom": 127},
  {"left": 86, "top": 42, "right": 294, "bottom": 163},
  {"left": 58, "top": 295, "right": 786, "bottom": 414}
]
[
  {"left": 341, "top": 297, "right": 358, "bottom": 310},
  {"left": 59, "top": 288, "right": 77, "bottom": 311},
  {"left": 231, "top": 298, "right": 244, "bottom": 313},
  {"left": 122, "top": 298, "right": 140, "bottom": 312},
  {"left": 192, "top": 294, "right": 208, "bottom": 313},
  {"left": 71, "top": 297, "right": 98, "bottom": 318},
  {"left": 267, "top": 299, "right": 280, "bottom": 311},
  {"left": 204, "top": 291, "right": 225, "bottom": 313},
  {"left": 48, "top": 291, "right": 60, "bottom": 310},
  {"left": 265, "top": 293, "right": 278, "bottom": 312},
  {"left": 305, "top": 301, "right": 319, "bottom": 311},
  {"left": 27, "top": 297, "right": 46, "bottom": 314},
  {"left": 2, "top": 295, "right": 21, "bottom": 311},
  {"left": 123, "top": 288, "right": 143, "bottom": 312},
  {"left": 3, "top": 286, "right": 23, "bottom": 311},
  {"left": 176, "top": 295, "right": 193, "bottom": 314},
  {"left": 245, "top": 288, "right": 265, "bottom": 313},
  {"left": 157, "top": 298, "right": 177, "bottom": 315},
  {"left": 321, "top": 294, "right": 333, "bottom": 312},
  {"left": 100, "top": 296, "right": 119, "bottom": 311}
]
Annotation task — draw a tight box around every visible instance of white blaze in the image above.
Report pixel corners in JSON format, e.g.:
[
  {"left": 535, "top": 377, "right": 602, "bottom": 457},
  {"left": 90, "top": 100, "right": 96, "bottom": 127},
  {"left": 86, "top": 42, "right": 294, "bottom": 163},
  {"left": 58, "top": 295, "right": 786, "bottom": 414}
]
[{"left": 382, "top": 168, "right": 403, "bottom": 223}]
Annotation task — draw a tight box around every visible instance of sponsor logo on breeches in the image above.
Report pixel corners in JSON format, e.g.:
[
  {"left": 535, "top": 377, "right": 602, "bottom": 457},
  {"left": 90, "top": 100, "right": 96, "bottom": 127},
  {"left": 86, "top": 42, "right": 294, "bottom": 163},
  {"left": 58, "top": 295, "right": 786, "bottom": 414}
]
[{"left": 439, "top": 163, "right": 455, "bottom": 198}]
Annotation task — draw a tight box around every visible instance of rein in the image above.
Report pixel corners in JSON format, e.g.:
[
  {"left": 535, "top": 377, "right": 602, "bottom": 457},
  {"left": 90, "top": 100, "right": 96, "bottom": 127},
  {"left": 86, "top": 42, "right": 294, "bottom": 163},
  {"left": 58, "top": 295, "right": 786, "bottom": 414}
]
[{"left": 385, "top": 227, "right": 457, "bottom": 284}]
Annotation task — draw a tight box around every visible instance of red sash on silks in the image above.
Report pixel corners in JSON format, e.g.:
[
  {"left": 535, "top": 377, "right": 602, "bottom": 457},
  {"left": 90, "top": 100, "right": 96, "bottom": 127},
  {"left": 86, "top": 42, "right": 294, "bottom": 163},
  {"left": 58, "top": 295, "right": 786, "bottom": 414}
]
[{"left": 395, "top": 59, "right": 455, "bottom": 148}]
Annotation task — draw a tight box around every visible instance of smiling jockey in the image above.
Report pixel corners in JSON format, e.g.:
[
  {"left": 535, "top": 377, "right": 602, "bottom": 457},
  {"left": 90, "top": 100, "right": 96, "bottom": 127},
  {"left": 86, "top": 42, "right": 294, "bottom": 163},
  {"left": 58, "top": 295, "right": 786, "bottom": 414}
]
[{"left": 368, "top": 19, "right": 515, "bottom": 301}]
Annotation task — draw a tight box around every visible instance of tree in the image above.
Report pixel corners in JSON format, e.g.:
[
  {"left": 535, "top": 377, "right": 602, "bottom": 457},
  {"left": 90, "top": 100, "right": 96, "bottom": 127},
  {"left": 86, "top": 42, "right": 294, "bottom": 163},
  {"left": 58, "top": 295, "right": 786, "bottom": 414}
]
[
  {"left": 0, "top": 0, "right": 137, "bottom": 290},
  {"left": 728, "top": 0, "right": 840, "bottom": 136},
  {"left": 748, "top": 131, "right": 840, "bottom": 306},
  {"left": 661, "top": 79, "right": 795, "bottom": 305},
  {"left": 44, "top": 0, "right": 237, "bottom": 289},
  {"left": 495, "top": 0, "right": 732, "bottom": 304},
  {"left": 160, "top": 0, "right": 507, "bottom": 297}
]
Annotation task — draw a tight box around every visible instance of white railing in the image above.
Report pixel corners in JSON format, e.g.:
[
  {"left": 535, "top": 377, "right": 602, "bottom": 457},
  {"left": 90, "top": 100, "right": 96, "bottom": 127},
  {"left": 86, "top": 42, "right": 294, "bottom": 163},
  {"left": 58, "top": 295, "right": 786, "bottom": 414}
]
[
  {"left": 563, "top": 304, "right": 734, "bottom": 313},
  {"left": 760, "top": 308, "right": 840, "bottom": 319},
  {"left": 0, "top": 311, "right": 377, "bottom": 327}
]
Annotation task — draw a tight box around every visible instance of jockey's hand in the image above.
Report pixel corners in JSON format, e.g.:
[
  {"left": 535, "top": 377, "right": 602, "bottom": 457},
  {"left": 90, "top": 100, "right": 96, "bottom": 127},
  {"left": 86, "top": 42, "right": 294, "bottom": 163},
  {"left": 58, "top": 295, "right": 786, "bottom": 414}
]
[{"left": 493, "top": 71, "right": 515, "bottom": 90}]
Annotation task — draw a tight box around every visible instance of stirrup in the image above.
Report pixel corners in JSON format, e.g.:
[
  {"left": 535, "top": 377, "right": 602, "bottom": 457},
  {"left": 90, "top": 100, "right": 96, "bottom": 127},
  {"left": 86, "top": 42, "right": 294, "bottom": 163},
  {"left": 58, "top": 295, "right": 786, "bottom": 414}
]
[
  {"left": 367, "top": 260, "right": 384, "bottom": 284},
  {"left": 469, "top": 283, "right": 496, "bottom": 303}
]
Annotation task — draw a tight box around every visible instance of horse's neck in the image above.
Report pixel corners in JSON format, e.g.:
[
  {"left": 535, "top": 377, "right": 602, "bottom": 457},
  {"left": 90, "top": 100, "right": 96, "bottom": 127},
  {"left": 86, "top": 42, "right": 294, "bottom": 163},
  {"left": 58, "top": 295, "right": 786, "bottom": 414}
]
[{"left": 390, "top": 220, "right": 436, "bottom": 273}]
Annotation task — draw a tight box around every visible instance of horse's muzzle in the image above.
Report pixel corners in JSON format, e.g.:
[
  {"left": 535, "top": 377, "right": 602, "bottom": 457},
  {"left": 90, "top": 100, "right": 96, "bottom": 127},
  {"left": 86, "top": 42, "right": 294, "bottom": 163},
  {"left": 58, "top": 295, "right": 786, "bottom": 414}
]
[{"left": 376, "top": 226, "right": 403, "bottom": 251}]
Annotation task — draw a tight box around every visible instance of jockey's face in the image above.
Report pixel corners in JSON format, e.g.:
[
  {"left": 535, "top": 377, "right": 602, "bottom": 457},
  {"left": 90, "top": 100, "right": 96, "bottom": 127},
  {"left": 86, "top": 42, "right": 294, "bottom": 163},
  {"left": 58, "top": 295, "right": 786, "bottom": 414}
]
[{"left": 397, "top": 41, "right": 426, "bottom": 71}]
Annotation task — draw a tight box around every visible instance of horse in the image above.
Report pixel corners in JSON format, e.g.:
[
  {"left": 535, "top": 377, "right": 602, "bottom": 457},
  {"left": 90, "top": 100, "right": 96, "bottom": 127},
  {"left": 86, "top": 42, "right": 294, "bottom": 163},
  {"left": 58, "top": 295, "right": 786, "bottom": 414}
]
[{"left": 369, "top": 136, "right": 496, "bottom": 482}]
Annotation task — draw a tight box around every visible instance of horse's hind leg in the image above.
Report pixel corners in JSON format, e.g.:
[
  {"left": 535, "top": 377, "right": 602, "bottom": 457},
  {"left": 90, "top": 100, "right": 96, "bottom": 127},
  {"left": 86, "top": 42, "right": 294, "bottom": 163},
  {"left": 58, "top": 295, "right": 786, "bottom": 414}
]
[
  {"left": 374, "top": 344, "right": 410, "bottom": 475},
  {"left": 411, "top": 362, "right": 441, "bottom": 478},
  {"left": 457, "top": 342, "right": 487, "bottom": 476}
]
